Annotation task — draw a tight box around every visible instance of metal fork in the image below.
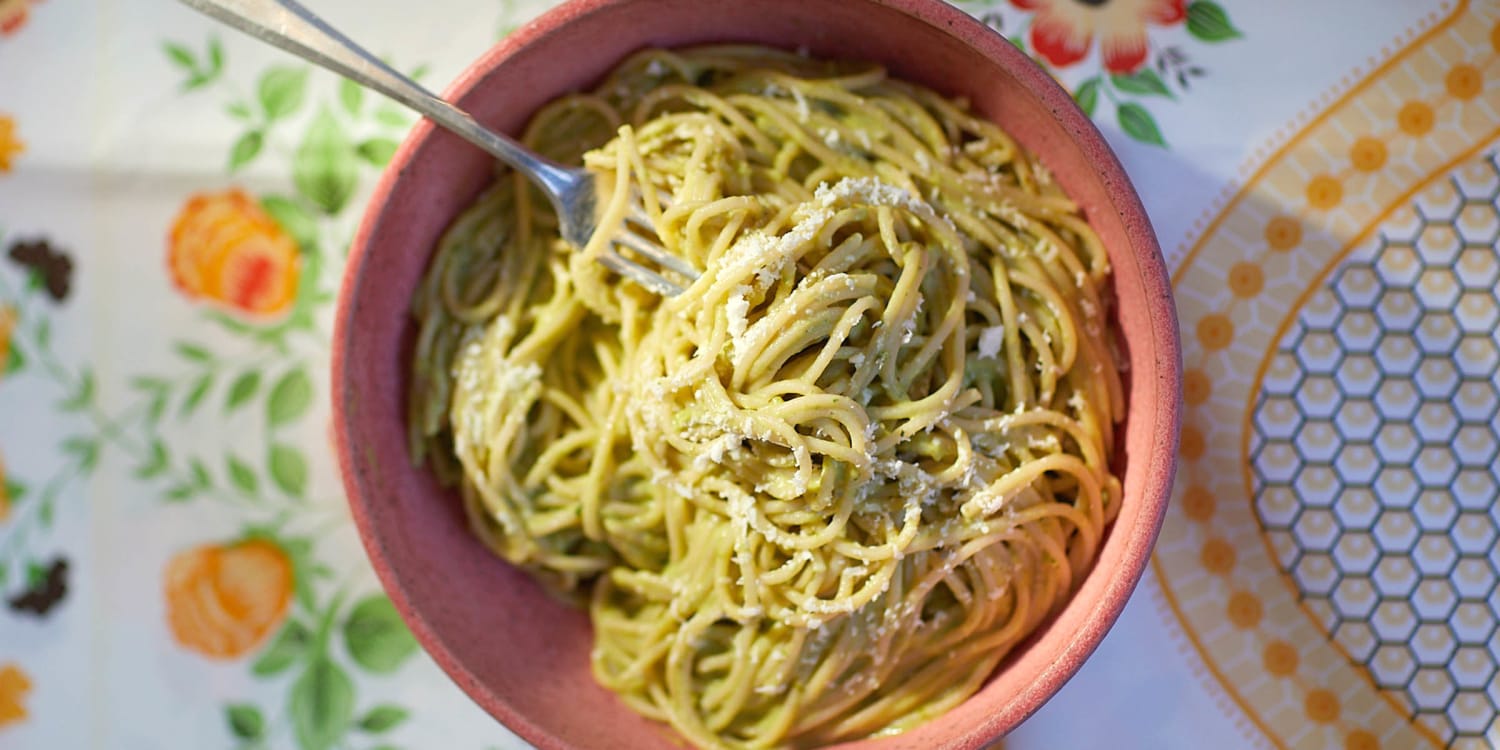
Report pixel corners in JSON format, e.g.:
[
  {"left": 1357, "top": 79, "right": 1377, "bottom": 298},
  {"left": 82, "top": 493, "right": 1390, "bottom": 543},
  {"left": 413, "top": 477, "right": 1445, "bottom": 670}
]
[{"left": 178, "top": 0, "right": 699, "bottom": 296}]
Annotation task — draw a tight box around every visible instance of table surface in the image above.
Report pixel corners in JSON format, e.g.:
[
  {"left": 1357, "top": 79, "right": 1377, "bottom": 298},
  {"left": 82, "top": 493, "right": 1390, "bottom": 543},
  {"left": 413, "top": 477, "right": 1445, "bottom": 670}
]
[{"left": 2, "top": 1, "right": 1496, "bottom": 748}]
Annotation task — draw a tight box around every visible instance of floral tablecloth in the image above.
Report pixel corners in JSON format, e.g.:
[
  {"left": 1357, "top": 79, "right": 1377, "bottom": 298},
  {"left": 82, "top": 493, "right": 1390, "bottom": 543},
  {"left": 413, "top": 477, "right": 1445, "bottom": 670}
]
[{"left": 2, "top": 1, "right": 1497, "bottom": 748}]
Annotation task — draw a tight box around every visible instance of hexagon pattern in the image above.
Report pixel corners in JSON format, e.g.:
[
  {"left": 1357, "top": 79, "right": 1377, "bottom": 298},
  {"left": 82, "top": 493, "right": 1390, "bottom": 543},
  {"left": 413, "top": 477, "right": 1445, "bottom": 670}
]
[{"left": 1251, "top": 154, "right": 1500, "bottom": 744}]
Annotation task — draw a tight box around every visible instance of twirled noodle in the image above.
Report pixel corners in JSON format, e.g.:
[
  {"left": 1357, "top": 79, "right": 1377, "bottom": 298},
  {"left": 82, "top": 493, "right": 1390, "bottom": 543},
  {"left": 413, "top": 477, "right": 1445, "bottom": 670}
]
[{"left": 409, "top": 45, "right": 1124, "bottom": 750}]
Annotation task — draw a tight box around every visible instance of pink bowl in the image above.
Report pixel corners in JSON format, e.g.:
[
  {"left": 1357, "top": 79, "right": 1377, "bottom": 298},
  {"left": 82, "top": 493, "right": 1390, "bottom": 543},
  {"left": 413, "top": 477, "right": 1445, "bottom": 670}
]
[{"left": 333, "top": 0, "right": 1181, "bottom": 747}]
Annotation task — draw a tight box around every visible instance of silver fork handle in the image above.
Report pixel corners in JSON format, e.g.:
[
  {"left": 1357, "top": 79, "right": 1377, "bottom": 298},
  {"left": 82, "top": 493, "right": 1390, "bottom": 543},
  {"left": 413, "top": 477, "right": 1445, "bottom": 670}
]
[{"left": 177, "top": 0, "right": 576, "bottom": 195}]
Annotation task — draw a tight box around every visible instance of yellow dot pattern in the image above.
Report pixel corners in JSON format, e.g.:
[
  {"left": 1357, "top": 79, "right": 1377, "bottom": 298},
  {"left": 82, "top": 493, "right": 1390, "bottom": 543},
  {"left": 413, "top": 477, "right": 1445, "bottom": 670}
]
[
  {"left": 1155, "top": 3, "right": 1500, "bottom": 750},
  {"left": 1183, "top": 368, "right": 1213, "bottom": 406},
  {"left": 1307, "top": 175, "right": 1345, "bottom": 209},
  {"left": 1264, "top": 641, "right": 1299, "bottom": 676},
  {"left": 1265, "top": 215, "right": 1304, "bottom": 251},
  {"left": 1400, "top": 101, "right": 1436, "bottom": 135},
  {"left": 1352, "top": 137, "right": 1389, "bottom": 171}
]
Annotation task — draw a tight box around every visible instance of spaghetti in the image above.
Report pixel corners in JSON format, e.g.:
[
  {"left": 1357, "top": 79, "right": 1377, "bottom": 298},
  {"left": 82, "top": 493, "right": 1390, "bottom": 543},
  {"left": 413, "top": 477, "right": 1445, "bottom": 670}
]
[{"left": 409, "top": 45, "right": 1123, "bottom": 750}]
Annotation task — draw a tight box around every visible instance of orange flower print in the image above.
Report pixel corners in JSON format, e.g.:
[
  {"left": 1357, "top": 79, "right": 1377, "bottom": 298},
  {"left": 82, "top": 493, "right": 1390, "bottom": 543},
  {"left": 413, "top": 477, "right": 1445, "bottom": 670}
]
[
  {"left": 168, "top": 189, "right": 302, "bottom": 320},
  {"left": 164, "top": 538, "right": 294, "bottom": 659},
  {"left": 0, "top": 304, "right": 13, "bottom": 385},
  {"left": 0, "top": 0, "right": 37, "bottom": 37},
  {"left": 0, "top": 115, "right": 23, "bottom": 173},
  {"left": 1011, "top": 0, "right": 1186, "bottom": 74},
  {"left": 0, "top": 663, "right": 30, "bottom": 729}
]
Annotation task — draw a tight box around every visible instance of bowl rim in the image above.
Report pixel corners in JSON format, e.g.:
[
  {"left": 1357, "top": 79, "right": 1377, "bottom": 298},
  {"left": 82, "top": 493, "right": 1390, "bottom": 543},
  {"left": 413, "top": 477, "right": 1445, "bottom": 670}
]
[{"left": 332, "top": 0, "right": 1181, "bottom": 747}]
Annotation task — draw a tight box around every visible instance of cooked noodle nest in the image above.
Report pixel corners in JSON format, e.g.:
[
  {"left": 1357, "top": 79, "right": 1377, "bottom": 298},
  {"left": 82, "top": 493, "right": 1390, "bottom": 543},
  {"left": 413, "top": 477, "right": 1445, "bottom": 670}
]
[{"left": 409, "top": 45, "right": 1123, "bottom": 750}]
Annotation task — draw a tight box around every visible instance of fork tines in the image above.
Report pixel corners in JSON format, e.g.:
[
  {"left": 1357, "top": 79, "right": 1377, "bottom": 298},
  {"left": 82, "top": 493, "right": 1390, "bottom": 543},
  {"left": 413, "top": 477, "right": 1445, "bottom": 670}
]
[{"left": 599, "top": 203, "right": 700, "bottom": 297}]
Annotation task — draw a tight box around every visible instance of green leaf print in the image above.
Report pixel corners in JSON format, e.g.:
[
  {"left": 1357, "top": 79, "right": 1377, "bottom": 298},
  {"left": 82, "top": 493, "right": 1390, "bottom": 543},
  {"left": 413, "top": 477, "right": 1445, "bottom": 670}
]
[
  {"left": 61, "top": 435, "right": 99, "bottom": 471},
  {"left": 281, "top": 538, "right": 323, "bottom": 612},
  {"left": 290, "top": 658, "right": 355, "bottom": 750},
  {"left": 339, "top": 78, "right": 364, "bottom": 115},
  {"left": 1186, "top": 1, "right": 1243, "bottom": 42},
  {"left": 357, "top": 704, "right": 409, "bottom": 733},
  {"left": 1073, "top": 78, "right": 1100, "bottom": 117},
  {"left": 226, "top": 453, "right": 259, "bottom": 495},
  {"left": 225, "top": 370, "right": 262, "bottom": 413},
  {"left": 252, "top": 619, "right": 313, "bottom": 677},
  {"left": 225, "top": 703, "right": 265, "bottom": 740},
  {"left": 260, "top": 195, "right": 319, "bottom": 252},
  {"left": 59, "top": 368, "right": 94, "bottom": 411},
  {"left": 5, "top": 338, "right": 23, "bottom": 375},
  {"left": 226, "top": 100, "right": 254, "bottom": 122},
  {"left": 258, "top": 67, "right": 310, "bottom": 121},
  {"left": 356, "top": 138, "right": 400, "bottom": 168},
  {"left": 181, "top": 372, "right": 214, "bottom": 416},
  {"left": 130, "top": 376, "right": 169, "bottom": 423},
  {"left": 134, "top": 439, "right": 169, "bottom": 479},
  {"left": 163, "top": 42, "right": 196, "bottom": 71},
  {"left": 189, "top": 458, "right": 212, "bottom": 489},
  {"left": 1117, "top": 102, "right": 1166, "bottom": 147},
  {"left": 229, "top": 130, "right": 264, "bottom": 171},
  {"left": 293, "top": 108, "right": 359, "bottom": 215},
  {"left": 146, "top": 391, "right": 169, "bottom": 423},
  {"left": 164, "top": 484, "right": 195, "bottom": 502},
  {"left": 342, "top": 595, "right": 418, "bottom": 674},
  {"left": 1111, "top": 69, "right": 1175, "bottom": 100},
  {"left": 207, "top": 37, "right": 225, "bottom": 74},
  {"left": 268, "top": 442, "right": 308, "bottom": 498},
  {"left": 164, "top": 38, "right": 224, "bottom": 90},
  {"left": 267, "top": 367, "right": 313, "bottom": 428},
  {"left": 173, "top": 341, "right": 214, "bottom": 363}
]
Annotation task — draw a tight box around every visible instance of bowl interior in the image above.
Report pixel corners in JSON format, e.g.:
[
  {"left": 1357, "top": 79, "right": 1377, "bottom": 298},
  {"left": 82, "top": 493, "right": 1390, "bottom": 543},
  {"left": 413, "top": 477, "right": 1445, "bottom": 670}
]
[{"left": 334, "top": 1, "right": 1180, "bottom": 748}]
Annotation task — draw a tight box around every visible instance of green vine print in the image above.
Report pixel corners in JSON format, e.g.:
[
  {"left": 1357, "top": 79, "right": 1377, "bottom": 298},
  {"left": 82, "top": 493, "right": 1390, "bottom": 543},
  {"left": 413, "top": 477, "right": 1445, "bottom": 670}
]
[
  {"left": 0, "top": 234, "right": 84, "bottom": 615},
  {"left": 951, "top": 0, "right": 1244, "bottom": 148},
  {"left": 153, "top": 35, "right": 432, "bottom": 750}
]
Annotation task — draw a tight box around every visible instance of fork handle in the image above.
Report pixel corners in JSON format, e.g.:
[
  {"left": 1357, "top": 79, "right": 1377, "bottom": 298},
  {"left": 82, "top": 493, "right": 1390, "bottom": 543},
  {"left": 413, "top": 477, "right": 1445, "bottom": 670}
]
[{"left": 178, "top": 0, "right": 576, "bottom": 194}]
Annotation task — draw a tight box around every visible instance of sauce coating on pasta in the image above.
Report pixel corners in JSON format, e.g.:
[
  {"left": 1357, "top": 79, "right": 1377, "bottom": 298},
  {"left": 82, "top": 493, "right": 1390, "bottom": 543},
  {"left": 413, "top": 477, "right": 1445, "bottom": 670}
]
[{"left": 409, "top": 45, "right": 1123, "bottom": 750}]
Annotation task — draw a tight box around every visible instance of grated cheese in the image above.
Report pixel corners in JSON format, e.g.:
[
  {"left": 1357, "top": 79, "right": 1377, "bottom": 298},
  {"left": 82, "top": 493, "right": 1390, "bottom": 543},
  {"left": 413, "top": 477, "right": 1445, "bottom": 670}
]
[{"left": 726, "top": 285, "right": 752, "bottom": 342}]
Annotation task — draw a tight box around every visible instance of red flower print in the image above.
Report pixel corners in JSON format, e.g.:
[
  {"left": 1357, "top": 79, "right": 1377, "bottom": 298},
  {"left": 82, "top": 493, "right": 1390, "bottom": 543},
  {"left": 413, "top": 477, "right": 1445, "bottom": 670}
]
[
  {"left": 167, "top": 190, "right": 302, "bottom": 320},
  {"left": 1011, "top": 0, "right": 1186, "bottom": 74},
  {"left": 0, "top": 0, "right": 39, "bottom": 37}
]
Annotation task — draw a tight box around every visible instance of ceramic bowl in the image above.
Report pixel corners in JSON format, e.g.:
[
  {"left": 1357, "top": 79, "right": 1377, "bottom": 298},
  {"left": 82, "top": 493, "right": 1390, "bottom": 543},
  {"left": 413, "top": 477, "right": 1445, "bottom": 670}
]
[{"left": 333, "top": 0, "right": 1181, "bottom": 747}]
